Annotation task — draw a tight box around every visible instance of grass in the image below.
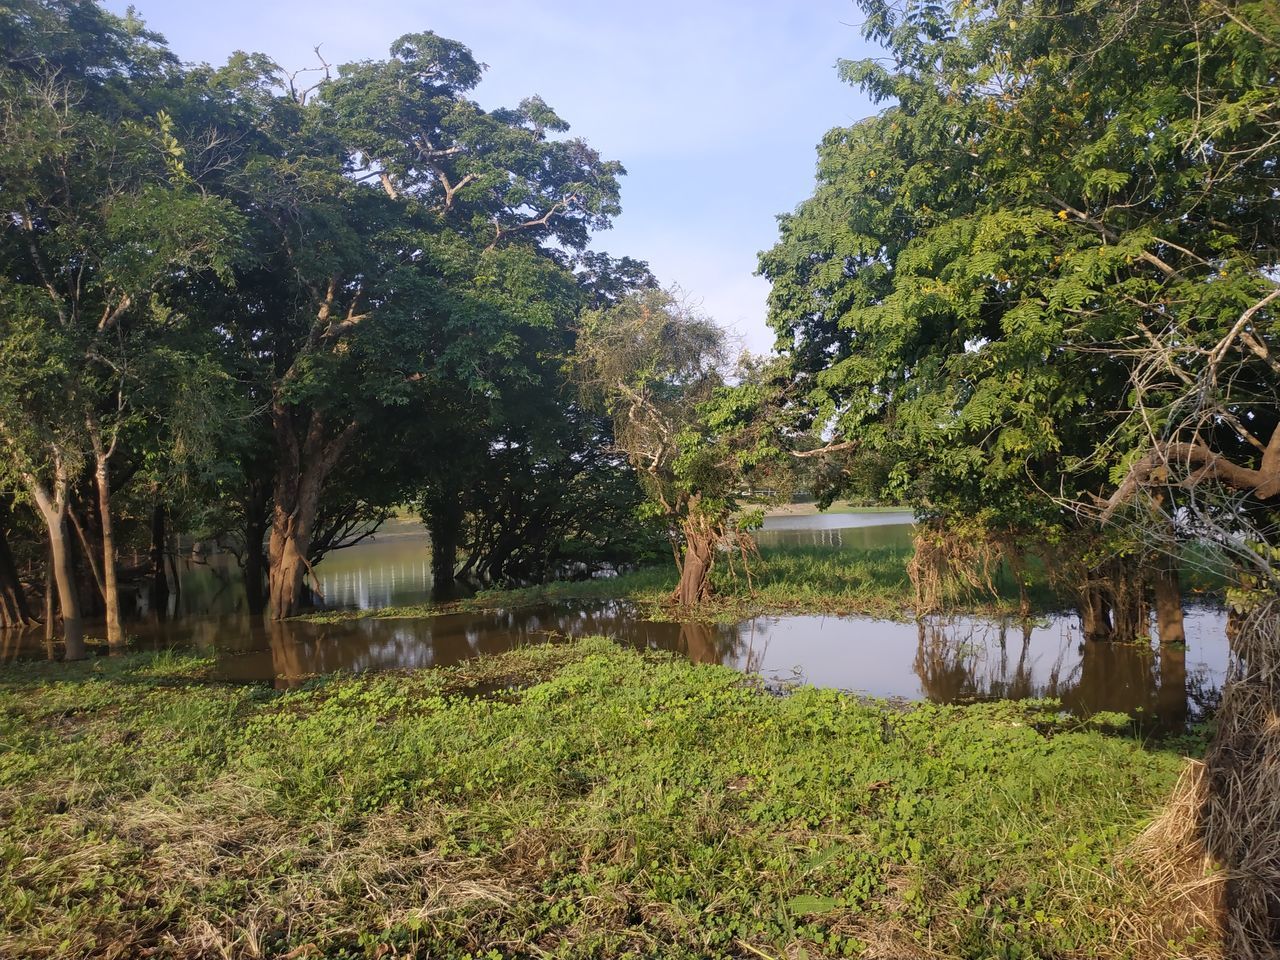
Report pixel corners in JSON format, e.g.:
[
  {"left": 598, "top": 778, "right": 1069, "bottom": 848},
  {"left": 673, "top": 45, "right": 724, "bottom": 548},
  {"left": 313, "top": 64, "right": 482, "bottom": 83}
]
[
  {"left": 305, "top": 544, "right": 1052, "bottom": 626},
  {"left": 0, "top": 640, "right": 1216, "bottom": 959}
]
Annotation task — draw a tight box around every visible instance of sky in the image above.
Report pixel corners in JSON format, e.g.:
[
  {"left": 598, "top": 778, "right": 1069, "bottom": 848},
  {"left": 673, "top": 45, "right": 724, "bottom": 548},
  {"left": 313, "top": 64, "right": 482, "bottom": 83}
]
[{"left": 105, "top": 0, "right": 882, "bottom": 354}]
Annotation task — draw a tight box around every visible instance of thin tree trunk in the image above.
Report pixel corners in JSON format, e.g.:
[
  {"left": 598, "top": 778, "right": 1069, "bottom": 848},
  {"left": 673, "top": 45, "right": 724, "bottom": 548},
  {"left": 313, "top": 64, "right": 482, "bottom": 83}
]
[
  {"left": 44, "top": 544, "right": 55, "bottom": 643},
  {"left": 94, "top": 457, "right": 124, "bottom": 648},
  {"left": 68, "top": 507, "right": 106, "bottom": 604},
  {"left": 20, "top": 458, "right": 86, "bottom": 659},
  {"left": 42, "top": 508, "right": 85, "bottom": 660},
  {"left": 1153, "top": 552, "right": 1186, "bottom": 645},
  {"left": 1078, "top": 585, "right": 1113, "bottom": 640}
]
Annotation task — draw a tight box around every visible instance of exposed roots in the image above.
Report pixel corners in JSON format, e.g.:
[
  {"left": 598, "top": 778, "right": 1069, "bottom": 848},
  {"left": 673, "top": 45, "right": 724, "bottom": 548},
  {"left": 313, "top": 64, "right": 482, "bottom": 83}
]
[{"left": 908, "top": 522, "right": 1006, "bottom": 614}]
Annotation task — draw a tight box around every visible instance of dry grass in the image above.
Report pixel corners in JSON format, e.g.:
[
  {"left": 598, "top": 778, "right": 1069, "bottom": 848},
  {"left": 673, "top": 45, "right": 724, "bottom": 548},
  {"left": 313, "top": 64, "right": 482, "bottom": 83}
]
[
  {"left": 1106, "top": 596, "right": 1280, "bottom": 960},
  {"left": 1118, "top": 759, "right": 1226, "bottom": 959},
  {"left": 1200, "top": 598, "right": 1280, "bottom": 959}
]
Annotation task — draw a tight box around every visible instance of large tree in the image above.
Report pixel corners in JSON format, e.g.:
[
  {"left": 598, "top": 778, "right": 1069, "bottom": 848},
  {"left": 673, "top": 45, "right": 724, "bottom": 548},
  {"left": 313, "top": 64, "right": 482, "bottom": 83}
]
[
  {"left": 760, "top": 0, "right": 1278, "bottom": 638},
  {"left": 763, "top": 0, "right": 1278, "bottom": 948},
  {"left": 164, "top": 32, "right": 624, "bottom": 618},
  {"left": 574, "top": 289, "right": 789, "bottom": 605}
]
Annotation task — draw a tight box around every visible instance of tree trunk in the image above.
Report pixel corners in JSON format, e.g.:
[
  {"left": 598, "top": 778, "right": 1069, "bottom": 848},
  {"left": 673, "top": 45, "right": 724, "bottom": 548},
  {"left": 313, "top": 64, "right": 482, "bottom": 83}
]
[
  {"left": 1153, "top": 553, "right": 1186, "bottom": 646},
  {"left": 266, "top": 462, "right": 332, "bottom": 618},
  {"left": 0, "top": 503, "right": 34, "bottom": 628},
  {"left": 243, "top": 481, "right": 269, "bottom": 616},
  {"left": 429, "top": 499, "right": 463, "bottom": 600},
  {"left": 672, "top": 515, "right": 716, "bottom": 607},
  {"left": 1109, "top": 561, "right": 1150, "bottom": 642},
  {"left": 244, "top": 514, "right": 267, "bottom": 616},
  {"left": 41, "top": 507, "right": 85, "bottom": 660},
  {"left": 1078, "top": 586, "right": 1113, "bottom": 640},
  {"left": 266, "top": 406, "right": 356, "bottom": 620},
  {"left": 44, "top": 545, "right": 55, "bottom": 643},
  {"left": 267, "top": 542, "right": 307, "bottom": 619},
  {"left": 1201, "top": 595, "right": 1280, "bottom": 955},
  {"left": 150, "top": 501, "right": 169, "bottom": 617},
  {"left": 94, "top": 458, "right": 125, "bottom": 648}
]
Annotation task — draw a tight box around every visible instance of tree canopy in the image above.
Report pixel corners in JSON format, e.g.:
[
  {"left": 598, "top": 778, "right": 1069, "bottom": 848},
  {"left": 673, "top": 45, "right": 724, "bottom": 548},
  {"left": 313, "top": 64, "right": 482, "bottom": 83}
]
[{"left": 760, "top": 0, "right": 1280, "bottom": 627}]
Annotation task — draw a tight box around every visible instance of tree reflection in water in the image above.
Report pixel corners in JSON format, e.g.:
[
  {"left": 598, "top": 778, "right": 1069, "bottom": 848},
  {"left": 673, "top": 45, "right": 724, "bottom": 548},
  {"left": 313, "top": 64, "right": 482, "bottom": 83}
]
[
  {"left": 913, "top": 615, "right": 1207, "bottom": 733},
  {"left": 1, "top": 600, "right": 1224, "bottom": 729}
]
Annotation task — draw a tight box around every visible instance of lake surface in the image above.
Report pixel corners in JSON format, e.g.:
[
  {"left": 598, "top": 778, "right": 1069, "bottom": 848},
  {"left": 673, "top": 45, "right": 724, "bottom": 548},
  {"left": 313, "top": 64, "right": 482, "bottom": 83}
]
[
  {"left": 0, "top": 510, "right": 1228, "bottom": 732},
  {"left": 755, "top": 510, "right": 915, "bottom": 550}
]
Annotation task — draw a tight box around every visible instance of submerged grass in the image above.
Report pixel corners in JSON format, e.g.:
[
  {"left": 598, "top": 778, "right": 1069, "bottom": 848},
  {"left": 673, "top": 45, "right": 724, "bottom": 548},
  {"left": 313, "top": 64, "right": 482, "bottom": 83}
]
[{"left": 0, "top": 640, "right": 1217, "bottom": 959}]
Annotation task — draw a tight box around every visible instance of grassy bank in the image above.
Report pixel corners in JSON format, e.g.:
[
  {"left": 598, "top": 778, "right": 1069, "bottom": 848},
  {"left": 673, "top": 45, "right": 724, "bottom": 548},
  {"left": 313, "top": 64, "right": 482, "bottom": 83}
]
[
  {"left": 309, "top": 544, "right": 1051, "bottom": 625},
  {"left": 0, "top": 641, "right": 1213, "bottom": 959}
]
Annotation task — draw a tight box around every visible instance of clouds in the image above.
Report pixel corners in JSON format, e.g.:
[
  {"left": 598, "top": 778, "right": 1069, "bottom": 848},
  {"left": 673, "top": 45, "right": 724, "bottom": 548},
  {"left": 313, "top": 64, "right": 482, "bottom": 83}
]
[{"left": 113, "top": 0, "right": 878, "bottom": 353}]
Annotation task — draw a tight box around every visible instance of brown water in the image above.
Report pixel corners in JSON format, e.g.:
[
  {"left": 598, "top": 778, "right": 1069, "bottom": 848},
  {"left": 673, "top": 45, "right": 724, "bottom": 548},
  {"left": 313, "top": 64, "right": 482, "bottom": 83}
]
[{"left": 0, "top": 512, "right": 1228, "bottom": 732}]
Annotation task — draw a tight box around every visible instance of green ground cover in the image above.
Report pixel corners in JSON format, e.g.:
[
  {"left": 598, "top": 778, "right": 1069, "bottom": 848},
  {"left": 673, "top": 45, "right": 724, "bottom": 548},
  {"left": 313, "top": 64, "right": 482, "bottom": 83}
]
[{"left": 0, "top": 640, "right": 1210, "bottom": 959}]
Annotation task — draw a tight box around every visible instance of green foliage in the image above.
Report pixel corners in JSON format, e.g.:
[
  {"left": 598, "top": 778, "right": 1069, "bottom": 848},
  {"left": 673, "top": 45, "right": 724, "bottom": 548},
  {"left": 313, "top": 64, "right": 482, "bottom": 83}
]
[
  {"left": 760, "top": 0, "right": 1280, "bottom": 562},
  {"left": 574, "top": 290, "right": 796, "bottom": 600},
  {"left": 0, "top": 641, "right": 1197, "bottom": 959},
  {"left": 0, "top": 12, "right": 243, "bottom": 497}
]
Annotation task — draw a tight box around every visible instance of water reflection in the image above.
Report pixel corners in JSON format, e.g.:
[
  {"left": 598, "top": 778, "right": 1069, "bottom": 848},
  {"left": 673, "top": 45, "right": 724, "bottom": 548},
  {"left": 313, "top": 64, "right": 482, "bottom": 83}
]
[
  {"left": 1, "top": 510, "right": 1227, "bottom": 732},
  {"left": 910, "top": 617, "right": 1217, "bottom": 731},
  {"left": 3, "top": 601, "right": 1226, "bottom": 734}
]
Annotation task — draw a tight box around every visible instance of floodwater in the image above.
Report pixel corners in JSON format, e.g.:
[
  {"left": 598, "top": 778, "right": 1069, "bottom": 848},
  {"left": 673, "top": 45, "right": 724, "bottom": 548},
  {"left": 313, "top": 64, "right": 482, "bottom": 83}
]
[
  {"left": 755, "top": 509, "right": 915, "bottom": 550},
  {"left": 1, "top": 511, "right": 1228, "bottom": 732}
]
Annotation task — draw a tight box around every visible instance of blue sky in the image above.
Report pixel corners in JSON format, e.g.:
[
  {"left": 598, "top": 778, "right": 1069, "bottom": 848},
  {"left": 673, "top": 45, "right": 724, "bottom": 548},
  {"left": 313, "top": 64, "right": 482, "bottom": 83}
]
[{"left": 107, "top": 1, "right": 881, "bottom": 353}]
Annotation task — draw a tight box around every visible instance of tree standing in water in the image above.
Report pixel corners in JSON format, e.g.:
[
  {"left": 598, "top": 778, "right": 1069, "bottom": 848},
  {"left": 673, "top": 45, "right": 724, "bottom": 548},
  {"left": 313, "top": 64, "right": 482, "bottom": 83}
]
[
  {"left": 575, "top": 289, "right": 790, "bottom": 605},
  {"left": 0, "top": 2, "right": 241, "bottom": 652}
]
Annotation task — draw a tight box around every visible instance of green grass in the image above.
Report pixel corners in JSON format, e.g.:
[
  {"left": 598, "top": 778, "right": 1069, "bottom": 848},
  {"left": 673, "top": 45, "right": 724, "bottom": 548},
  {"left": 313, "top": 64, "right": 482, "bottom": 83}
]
[{"left": 0, "top": 641, "right": 1212, "bottom": 959}]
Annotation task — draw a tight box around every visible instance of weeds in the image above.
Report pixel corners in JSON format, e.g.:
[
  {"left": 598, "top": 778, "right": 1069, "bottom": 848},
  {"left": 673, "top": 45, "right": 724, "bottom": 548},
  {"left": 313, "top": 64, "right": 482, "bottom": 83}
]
[{"left": 0, "top": 640, "right": 1216, "bottom": 959}]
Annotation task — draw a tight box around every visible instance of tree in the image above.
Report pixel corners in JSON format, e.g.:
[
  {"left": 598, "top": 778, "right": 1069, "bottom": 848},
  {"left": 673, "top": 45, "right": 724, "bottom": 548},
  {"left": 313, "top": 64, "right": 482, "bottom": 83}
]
[
  {"left": 763, "top": 0, "right": 1277, "bottom": 947},
  {"left": 574, "top": 289, "right": 787, "bottom": 605},
  {"left": 452, "top": 406, "right": 665, "bottom": 586},
  {"left": 759, "top": 0, "right": 1278, "bottom": 638},
  {"left": 0, "top": 1, "right": 241, "bottom": 652},
  {"left": 0, "top": 496, "right": 36, "bottom": 628},
  {"left": 170, "top": 32, "right": 624, "bottom": 619},
  {"left": 415, "top": 250, "right": 662, "bottom": 596}
]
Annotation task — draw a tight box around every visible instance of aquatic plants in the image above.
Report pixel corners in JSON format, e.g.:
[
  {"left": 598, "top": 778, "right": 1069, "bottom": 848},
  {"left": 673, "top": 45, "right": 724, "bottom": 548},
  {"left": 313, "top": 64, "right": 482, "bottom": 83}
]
[{"left": 0, "top": 639, "right": 1213, "bottom": 958}]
